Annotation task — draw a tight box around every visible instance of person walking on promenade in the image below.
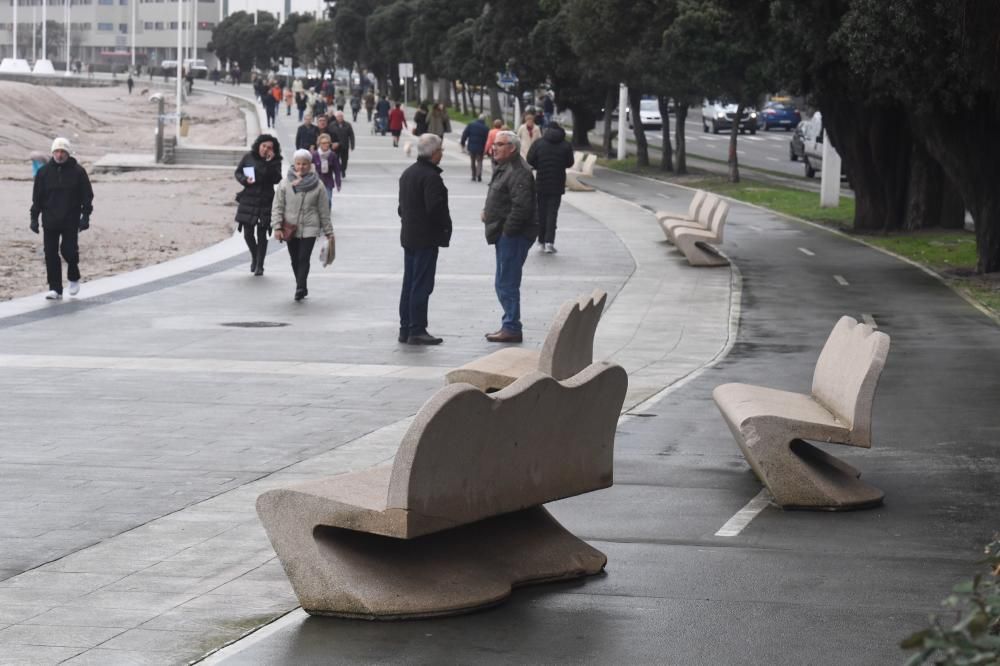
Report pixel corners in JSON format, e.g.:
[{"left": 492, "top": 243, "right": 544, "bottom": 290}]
[
  {"left": 330, "top": 111, "right": 355, "bottom": 177},
  {"left": 295, "top": 113, "right": 318, "bottom": 151},
  {"left": 283, "top": 86, "right": 294, "bottom": 116},
  {"left": 413, "top": 103, "right": 429, "bottom": 136},
  {"left": 350, "top": 92, "right": 362, "bottom": 122},
  {"left": 526, "top": 121, "right": 574, "bottom": 254},
  {"left": 126, "top": 74, "right": 134, "bottom": 94},
  {"left": 262, "top": 84, "right": 278, "bottom": 129},
  {"left": 234, "top": 134, "right": 283, "bottom": 276},
  {"left": 375, "top": 95, "right": 391, "bottom": 129},
  {"left": 312, "top": 133, "right": 343, "bottom": 204},
  {"left": 460, "top": 113, "right": 489, "bottom": 182},
  {"left": 272, "top": 149, "right": 334, "bottom": 302},
  {"left": 480, "top": 130, "right": 537, "bottom": 343},
  {"left": 484, "top": 118, "right": 504, "bottom": 167},
  {"left": 542, "top": 94, "right": 555, "bottom": 127},
  {"left": 388, "top": 102, "right": 407, "bottom": 147},
  {"left": 335, "top": 89, "right": 346, "bottom": 112},
  {"left": 295, "top": 91, "right": 308, "bottom": 122},
  {"left": 29, "top": 137, "right": 94, "bottom": 300},
  {"left": 427, "top": 103, "right": 451, "bottom": 138},
  {"left": 397, "top": 133, "right": 451, "bottom": 345},
  {"left": 364, "top": 91, "right": 376, "bottom": 122},
  {"left": 516, "top": 112, "right": 541, "bottom": 159}
]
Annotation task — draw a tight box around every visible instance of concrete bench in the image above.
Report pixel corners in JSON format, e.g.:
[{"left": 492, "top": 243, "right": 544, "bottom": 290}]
[
  {"left": 712, "top": 316, "right": 891, "bottom": 510},
  {"left": 445, "top": 289, "right": 608, "bottom": 392},
  {"left": 673, "top": 200, "right": 730, "bottom": 266},
  {"left": 566, "top": 153, "right": 598, "bottom": 192},
  {"left": 256, "top": 361, "right": 629, "bottom": 619},
  {"left": 657, "top": 191, "right": 721, "bottom": 243}
]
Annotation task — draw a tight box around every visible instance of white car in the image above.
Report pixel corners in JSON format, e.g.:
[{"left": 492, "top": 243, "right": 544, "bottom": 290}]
[
  {"left": 627, "top": 98, "right": 662, "bottom": 130},
  {"left": 701, "top": 100, "right": 758, "bottom": 134}
]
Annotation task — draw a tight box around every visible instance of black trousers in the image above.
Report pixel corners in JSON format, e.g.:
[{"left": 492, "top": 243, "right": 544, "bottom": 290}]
[
  {"left": 286, "top": 236, "right": 317, "bottom": 292},
  {"left": 43, "top": 227, "right": 80, "bottom": 294},
  {"left": 243, "top": 222, "right": 268, "bottom": 267},
  {"left": 399, "top": 246, "right": 439, "bottom": 336},
  {"left": 337, "top": 148, "right": 349, "bottom": 176},
  {"left": 469, "top": 152, "right": 484, "bottom": 180},
  {"left": 536, "top": 193, "right": 563, "bottom": 244}
]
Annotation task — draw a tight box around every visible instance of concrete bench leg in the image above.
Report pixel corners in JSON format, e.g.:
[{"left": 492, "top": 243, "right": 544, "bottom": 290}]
[
  {"left": 675, "top": 236, "right": 729, "bottom": 266},
  {"left": 257, "top": 502, "right": 607, "bottom": 620}
]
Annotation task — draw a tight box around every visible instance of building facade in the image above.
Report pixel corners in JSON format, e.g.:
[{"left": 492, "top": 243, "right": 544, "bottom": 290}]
[{"left": 1, "top": 0, "right": 221, "bottom": 69}]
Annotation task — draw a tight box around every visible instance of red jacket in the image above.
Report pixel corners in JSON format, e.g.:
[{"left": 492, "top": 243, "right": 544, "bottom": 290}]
[{"left": 388, "top": 107, "right": 407, "bottom": 131}]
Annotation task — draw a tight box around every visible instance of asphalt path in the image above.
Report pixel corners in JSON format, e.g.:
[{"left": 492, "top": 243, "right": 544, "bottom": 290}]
[{"left": 213, "top": 171, "right": 1000, "bottom": 663}]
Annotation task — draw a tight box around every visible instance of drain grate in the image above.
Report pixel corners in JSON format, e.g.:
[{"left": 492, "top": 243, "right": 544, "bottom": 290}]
[{"left": 220, "top": 321, "right": 289, "bottom": 328}]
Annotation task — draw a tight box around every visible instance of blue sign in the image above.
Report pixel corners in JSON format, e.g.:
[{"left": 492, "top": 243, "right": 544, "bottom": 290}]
[{"left": 496, "top": 71, "right": 518, "bottom": 88}]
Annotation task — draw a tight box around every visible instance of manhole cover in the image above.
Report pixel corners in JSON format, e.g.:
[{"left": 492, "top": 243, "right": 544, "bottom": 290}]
[{"left": 220, "top": 321, "right": 289, "bottom": 328}]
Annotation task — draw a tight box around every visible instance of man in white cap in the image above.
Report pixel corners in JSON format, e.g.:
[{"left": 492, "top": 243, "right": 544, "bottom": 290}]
[{"left": 30, "top": 137, "right": 94, "bottom": 300}]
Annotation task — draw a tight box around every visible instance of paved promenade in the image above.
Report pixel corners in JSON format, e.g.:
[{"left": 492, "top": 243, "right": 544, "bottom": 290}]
[{"left": 1, "top": 86, "right": 998, "bottom": 665}]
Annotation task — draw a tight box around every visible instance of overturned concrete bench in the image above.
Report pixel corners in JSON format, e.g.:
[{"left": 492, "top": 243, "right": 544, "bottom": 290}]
[
  {"left": 446, "top": 289, "right": 608, "bottom": 392},
  {"left": 712, "top": 316, "right": 891, "bottom": 510},
  {"left": 657, "top": 191, "right": 721, "bottom": 243},
  {"left": 257, "top": 361, "right": 629, "bottom": 619},
  {"left": 673, "top": 200, "right": 730, "bottom": 266}
]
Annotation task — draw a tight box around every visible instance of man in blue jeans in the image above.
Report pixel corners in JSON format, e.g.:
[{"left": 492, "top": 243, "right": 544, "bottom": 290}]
[
  {"left": 397, "top": 134, "right": 452, "bottom": 344},
  {"left": 481, "top": 130, "right": 538, "bottom": 343}
]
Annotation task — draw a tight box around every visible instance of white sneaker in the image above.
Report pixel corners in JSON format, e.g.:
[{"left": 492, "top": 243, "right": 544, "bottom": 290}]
[
  {"left": 545, "top": 243, "right": 558, "bottom": 254},
  {"left": 68, "top": 281, "right": 80, "bottom": 296},
  {"left": 44, "top": 290, "right": 62, "bottom": 300}
]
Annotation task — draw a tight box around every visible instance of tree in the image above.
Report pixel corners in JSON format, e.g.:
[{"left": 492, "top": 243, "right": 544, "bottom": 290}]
[
  {"left": 209, "top": 11, "right": 278, "bottom": 71},
  {"left": 330, "top": 0, "right": 380, "bottom": 73},
  {"left": 17, "top": 21, "right": 65, "bottom": 60},
  {"left": 365, "top": 1, "right": 414, "bottom": 97},
  {"left": 296, "top": 20, "right": 337, "bottom": 79},
  {"left": 270, "top": 13, "right": 314, "bottom": 68}
]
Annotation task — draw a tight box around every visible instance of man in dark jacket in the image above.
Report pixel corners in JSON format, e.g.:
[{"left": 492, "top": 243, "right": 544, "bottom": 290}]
[
  {"left": 234, "top": 134, "right": 283, "bottom": 276},
  {"left": 460, "top": 113, "right": 490, "bottom": 182},
  {"left": 481, "top": 130, "right": 538, "bottom": 343},
  {"left": 295, "top": 113, "right": 318, "bottom": 151},
  {"left": 30, "top": 137, "right": 94, "bottom": 300},
  {"left": 330, "top": 111, "right": 356, "bottom": 178},
  {"left": 397, "top": 134, "right": 452, "bottom": 345},
  {"left": 526, "top": 122, "right": 575, "bottom": 254}
]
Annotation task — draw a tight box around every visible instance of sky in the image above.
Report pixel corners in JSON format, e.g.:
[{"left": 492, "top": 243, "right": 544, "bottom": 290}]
[{"left": 225, "top": 0, "right": 329, "bottom": 21}]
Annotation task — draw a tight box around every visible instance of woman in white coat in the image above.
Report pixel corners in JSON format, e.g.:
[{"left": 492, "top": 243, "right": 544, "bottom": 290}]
[{"left": 271, "top": 149, "right": 334, "bottom": 301}]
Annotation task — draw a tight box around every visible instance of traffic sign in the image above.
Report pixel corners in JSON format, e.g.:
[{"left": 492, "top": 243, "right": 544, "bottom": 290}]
[
  {"left": 496, "top": 71, "right": 518, "bottom": 89},
  {"left": 399, "top": 62, "right": 414, "bottom": 78}
]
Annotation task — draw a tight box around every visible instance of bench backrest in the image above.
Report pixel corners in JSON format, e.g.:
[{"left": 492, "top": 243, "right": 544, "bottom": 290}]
[
  {"left": 706, "top": 200, "right": 729, "bottom": 240},
  {"left": 387, "top": 362, "right": 628, "bottom": 538},
  {"left": 539, "top": 289, "right": 608, "bottom": 380},
  {"left": 811, "top": 316, "right": 891, "bottom": 445},
  {"left": 699, "top": 194, "right": 721, "bottom": 225},
  {"left": 581, "top": 153, "right": 597, "bottom": 176},
  {"left": 572, "top": 151, "right": 584, "bottom": 171},
  {"left": 685, "top": 190, "right": 708, "bottom": 220}
]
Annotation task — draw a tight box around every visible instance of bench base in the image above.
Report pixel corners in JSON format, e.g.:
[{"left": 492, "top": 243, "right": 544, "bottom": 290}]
[
  {"left": 266, "top": 505, "right": 606, "bottom": 620},
  {"left": 445, "top": 348, "right": 540, "bottom": 392}
]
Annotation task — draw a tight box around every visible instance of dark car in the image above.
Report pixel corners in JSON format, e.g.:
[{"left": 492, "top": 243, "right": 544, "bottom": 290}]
[
  {"left": 701, "top": 100, "right": 758, "bottom": 134},
  {"left": 760, "top": 101, "right": 801, "bottom": 131},
  {"left": 789, "top": 120, "right": 807, "bottom": 161}
]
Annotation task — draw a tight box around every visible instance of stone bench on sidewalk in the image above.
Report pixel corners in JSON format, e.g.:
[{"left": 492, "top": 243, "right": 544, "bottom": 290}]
[
  {"left": 445, "top": 289, "right": 608, "bottom": 392},
  {"left": 672, "top": 200, "right": 730, "bottom": 267},
  {"left": 256, "top": 361, "right": 629, "bottom": 619},
  {"left": 657, "top": 190, "right": 721, "bottom": 243},
  {"left": 712, "top": 316, "right": 891, "bottom": 510}
]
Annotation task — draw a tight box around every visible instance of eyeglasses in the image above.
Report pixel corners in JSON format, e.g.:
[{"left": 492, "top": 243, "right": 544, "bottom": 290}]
[{"left": 494, "top": 142, "right": 512, "bottom": 147}]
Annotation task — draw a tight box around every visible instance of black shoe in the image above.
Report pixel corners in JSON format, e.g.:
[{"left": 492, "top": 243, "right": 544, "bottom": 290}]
[
  {"left": 250, "top": 256, "right": 258, "bottom": 273},
  {"left": 407, "top": 333, "right": 443, "bottom": 345},
  {"left": 398, "top": 329, "right": 409, "bottom": 343},
  {"left": 254, "top": 266, "right": 264, "bottom": 276},
  {"left": 294, "top": 288, "right": 306, "bottom": 301}
]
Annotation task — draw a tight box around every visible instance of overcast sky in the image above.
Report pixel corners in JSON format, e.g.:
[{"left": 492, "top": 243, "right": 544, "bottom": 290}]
[{"left": 225, "top": 0, "right": 329, "bottom": 20}]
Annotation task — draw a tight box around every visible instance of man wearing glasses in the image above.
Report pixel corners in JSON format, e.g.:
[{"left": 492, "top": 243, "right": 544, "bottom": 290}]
[{"left": 480, "top": 130, "right": 538, "bottom": 343}]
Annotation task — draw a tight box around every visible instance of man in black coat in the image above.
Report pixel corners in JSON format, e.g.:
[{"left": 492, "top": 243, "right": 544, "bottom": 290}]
[
  {"left": 295, "top": 112, "right": 318, "bottom": 150},
  {"left": 330, "top": 111, "right": 356, "bottom": 178},
  {"left": 234, "top": 134, "right": 283, "bottom": 276},
  {"left": 526, "top": 122, "right": 575, "bottom": 254},
  {"left": 30, "top": 137, "right": 94, "bottom": 300},
  {"left": 397, "top": 134, "right": 452, "bottom": 345}
]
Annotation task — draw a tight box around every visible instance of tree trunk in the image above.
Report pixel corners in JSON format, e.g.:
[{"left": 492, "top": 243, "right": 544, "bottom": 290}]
[
  {"left": 675, "top": 105, "right": 688, "bottom": 175},
  {"left": 727, "top": 103, "right": 743, "bottom": 183},
  {"left": 568, "top": 105, "right": 594, "bottom": 149},
  {"left": 439, "top": 78, "right": 451, "bottom": 106},
  {"left": 628, "top": 88, "right": 649, "bottom": 167},
  {"left": 905, "top": 138, "right": 966, "bottom": 230},
  {"left": 489, "top": 87, "right": 502, "bottom": 124},
  {"left": 657, "top": 95, "right": 673, "bottom": 172},
  {"left": 602, "top": 86, "right": 615, "bottom": 158}
]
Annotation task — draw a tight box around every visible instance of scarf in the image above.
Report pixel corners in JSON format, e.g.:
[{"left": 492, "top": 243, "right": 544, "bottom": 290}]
[
  {"left": 317, "top": 148, "right": 331, "bottom": 174},
  {"left": 287, "top": 166, "right": 320, "bottom": 193}
]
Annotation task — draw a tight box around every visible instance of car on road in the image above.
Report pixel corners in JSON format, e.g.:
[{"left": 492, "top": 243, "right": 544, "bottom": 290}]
[
  {"left": 801, "top": 112, "right": 848, "bottom": 179},
  {"left": 789, "top": 120, "right": 807, "bottom": 161},
  {"left": 701, "top": 100, "right": 758, "bottom": 134},
  {"left": 627, "top": 98, "right": 663, "bottom": 130},
  {"left": 759, "top": 101, "right": 801, "bottom": 131}
]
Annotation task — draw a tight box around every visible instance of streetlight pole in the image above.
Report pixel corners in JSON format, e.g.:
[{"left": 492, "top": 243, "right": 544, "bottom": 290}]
[
  {"left": 130, "top": 0, "right": 136, "bottom": 71},
  {"left": 617, "top": 83, "right": 628, "bottom": 161},
  {"left": 41, "top": 0, "right": 47, "bottom": 62},
  {"left": 191, "top": 0, "right": 197, "bottom": 62},
  {"left": 12, "top": 0, "right": 17, "bottom": 61},
  {"left": 64, "top": 0, "right": 71, "bottom": 75},
  {"left": 176, "top": 0, "right": 183, "bottom": 137}
]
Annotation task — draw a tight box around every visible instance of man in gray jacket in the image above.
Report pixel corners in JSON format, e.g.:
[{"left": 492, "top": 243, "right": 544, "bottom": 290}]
[{"left": 480, "top": 130, "right": 538, "bottom": 343}]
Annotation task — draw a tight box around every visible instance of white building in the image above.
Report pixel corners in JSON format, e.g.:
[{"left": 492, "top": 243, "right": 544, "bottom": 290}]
[{"left": 0, "top": 0, "right": 222, "bottom": 69}]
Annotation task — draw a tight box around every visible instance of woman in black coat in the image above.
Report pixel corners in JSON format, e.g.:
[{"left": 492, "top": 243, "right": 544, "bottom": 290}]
[{"left": 235, "top": 134, "right": 283, "bottom": 276}]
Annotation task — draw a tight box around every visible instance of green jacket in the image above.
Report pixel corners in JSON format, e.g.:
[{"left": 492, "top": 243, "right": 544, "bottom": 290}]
[{"left": 482, "top": 156, "right": 538, "bottom": 245}]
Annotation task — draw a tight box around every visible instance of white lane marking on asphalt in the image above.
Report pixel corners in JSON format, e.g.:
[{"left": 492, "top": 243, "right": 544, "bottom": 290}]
[
  {"left": 617, "top": 181, "right": 632, "bottom": 188},
  {"left": 744, "top": 136, "right": 764, "bottom": 142},
  {"left": 766, "top": 156, "right": 780, "bottom": 162},
  {"left": 834, "top": 274, "right": 849, "bottom": 286},
  {"left": 748, "top": 225, "right": 763, "bottom": 232},
  {"left": 798, "top": 247, "right": 815, "bottom": 256},
  {"left": 657, "top": 193, "right": 673, "bottom": 199},
  {"left": 200, "top": 609, "right": 309, "bottom": 665},
  {"left": 716, "top": 489, "right": 772, "bottom": 537},
  {"left": 862, "top": 313, "right": 878, "bottom": 328}
]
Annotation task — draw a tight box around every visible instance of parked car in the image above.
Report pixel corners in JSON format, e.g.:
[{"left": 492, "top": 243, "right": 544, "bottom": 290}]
[
  {"left": 789, "top": 120, "right": 807, "bottom": 161},
  {"left": 801, "top": 112, "right": 848, "bottom": 179},
  {"left": 760, "top": 101, "right": 801, "bottom": 131},
  {"left": 627, "top": 98, "right": 662, "bottom": 130},
  {"left": 701, "top": 100, "right": 758, "bottom": 134},
  {"left": 183, "top": 59, "right": 209, "bottom": 79}
]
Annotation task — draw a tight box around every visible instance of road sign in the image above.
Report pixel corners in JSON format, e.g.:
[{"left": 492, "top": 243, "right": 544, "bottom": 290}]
[
  {"left": 399, "top": 62, "right": 414, "bottom": 78},
  {"left": 496, "top": 71, "right": 518, "bottom": 89}
]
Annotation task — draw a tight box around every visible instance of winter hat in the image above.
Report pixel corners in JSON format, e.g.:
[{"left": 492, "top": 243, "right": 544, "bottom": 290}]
[{"left": 51, "top": 137, "right": 72, "bottom": 154}]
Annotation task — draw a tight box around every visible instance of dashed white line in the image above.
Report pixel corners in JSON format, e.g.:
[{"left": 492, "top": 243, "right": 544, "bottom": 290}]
[
  {"left": 748, "top": 225, "right": 763, "bottom": 232},
  {"left": 657, "top": 193, "right": 673, "bottom": 199},
  {"left": 798, "top": 247, "right": 815, "bottom": 256},
  {"left": 715, "top": 489, "right": 772, "bottom": 537},
  {"left": 765, "top": 156, "right": 780, "bottom": 162},
  {"left": 862, "top": 313, "right": 878, "bottom": 328},
  {"left": 617, "top": 181, "right": 632, "bottom": 188},
  {"left": 834, "top": 275, "right": 849, "bottom": 286}
]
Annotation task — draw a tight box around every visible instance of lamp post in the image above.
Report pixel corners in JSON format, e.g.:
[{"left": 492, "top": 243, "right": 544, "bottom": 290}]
[
  {"left": 64, "top": 0, "right": 71, "bottom": 75},
  {"left": 12, "top": 0, "right": 17, "bottom": 60},
  {"left": 176, "top": 0, "right": 183, "bottom": 137},
  {"left": 617, "top": 83, "right": 628, "bottom": 161},
  {"left": 130, "top": 0, "right": 136, "bottom": 71},
  {"left": 41, "top": 0, "right": 47, "bottom": 62}
]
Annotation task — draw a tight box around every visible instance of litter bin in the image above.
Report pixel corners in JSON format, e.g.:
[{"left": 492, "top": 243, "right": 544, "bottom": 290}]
[{"left": 180, "top": 115, "right": 190, "bottom": 137}]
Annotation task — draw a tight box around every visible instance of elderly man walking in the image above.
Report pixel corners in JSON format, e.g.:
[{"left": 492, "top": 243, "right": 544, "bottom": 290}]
[
  {"left": 481, "top": 130, "right": 538, "bottom": 343},
  {"left": 397, "top": 134, "right": 452, "bottom": 345},
  {"left": 330, "top": 111, "right": 355, "bottom": 178},
  {"left": 30, "top": 137, "right": 94, "bottom": 300}
]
